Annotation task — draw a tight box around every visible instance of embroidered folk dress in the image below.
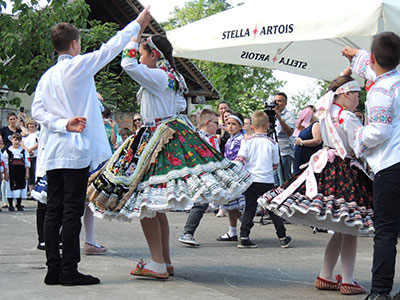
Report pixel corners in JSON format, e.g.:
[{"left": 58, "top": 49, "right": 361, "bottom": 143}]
[
  {"left": 3, "top": 146, "right": 30, "bottom": 199},
  {"left": 87, "top": 42, "right": 252, "bottom": 220},
  {"left": 222, "top": 132, "right": 246, "bottom": 211},
  {"left": 258, "top": 103, "right": 374, "bottom": 235}
]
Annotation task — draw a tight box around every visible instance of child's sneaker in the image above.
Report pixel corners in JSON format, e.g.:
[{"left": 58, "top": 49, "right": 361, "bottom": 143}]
[
  {"left": 237, "top": 237, "right": 257, "bottom": 248},
  {"left": 178, "top": 233, "right": 199, "bottom": 246},
  {"left": 280, "top": 236, "right": 293, "bottom": 248}
]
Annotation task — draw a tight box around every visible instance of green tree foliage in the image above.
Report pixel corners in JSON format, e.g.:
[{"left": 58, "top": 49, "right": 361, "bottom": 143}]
[
  {"left": 164, "top": 0, "right": 285, "bottom": 115},
  {"left": 0, "top": 0, "right": 89, "bottom": 95},
  {"left": 290, "top": 80, "right": 326, "bottom": 117},
  {"left": 0, "top": 0, "right": 140, "bottom": 111}
]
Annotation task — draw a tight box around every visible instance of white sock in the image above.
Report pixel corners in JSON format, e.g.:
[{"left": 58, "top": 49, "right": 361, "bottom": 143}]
[
  {"left": 84, "top": 203, "right": 95, "bottom": 245},
  {"left": 228, "top": 226, "right": 237, "bottom": 237},
  {"left": 146, "top": 260, "right": 167, "bottom": 274}
]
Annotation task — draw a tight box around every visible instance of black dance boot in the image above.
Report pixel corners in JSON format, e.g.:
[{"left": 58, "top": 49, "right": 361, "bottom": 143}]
[
  {"left": 8, "top": 198, "right": 15, "bottom": 211},
  {"left": 16, "top": 198, "right": 24, "bottom": 211}
]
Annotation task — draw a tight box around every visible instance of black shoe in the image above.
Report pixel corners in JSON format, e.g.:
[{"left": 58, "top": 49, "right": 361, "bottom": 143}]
[
  {"left": 364, "top": 293, "right": 392, "bottom": 300},
  {"left": 217, "top": 233, "right": 238, "bottom": 241},
  {"left": 59, "top": 271, "right": 100, "bottom": 286},
  {"left": 44, "top": 270, "right": 60, "bottom": 285},
  {"left": 37, "top": 242, "right": 46, "bottom": 251},
  {"left": 16, "top": 205, "right": 24, "bottom": 211},
  {"left": 393, "top": 292, "right": 400, "bottom": 300},
  {"left": 280, "top": 236, "right": 293, "bottom": 248},
  {"left": 237, "top": 237, "right": 257, "bottom": 248},
  {"left": 8, "top": 206, "right": 15, "bottom": 211}
]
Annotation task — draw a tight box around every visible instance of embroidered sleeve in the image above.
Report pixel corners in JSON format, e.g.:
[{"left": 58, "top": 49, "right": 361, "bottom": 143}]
[
  {"left": 354, "top": 91, "right": 393, "bottom": 157},
  {"left": 354, "top": 127, "right": 370, "bottom": 157},
  {"left": 122, "top": 47, "right": 138, "bottom": 59},
  {"left": 351, "top": 49, "right": 376, "bottom": 81},
  {"left": 121, "top": 42, "right": 169, "bottom": 94}
]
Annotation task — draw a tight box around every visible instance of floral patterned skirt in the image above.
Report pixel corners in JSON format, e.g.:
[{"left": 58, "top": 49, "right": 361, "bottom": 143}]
[
  {"left": 258, "top": 155, "right": 374, "bottom": 235},
  {"left": 87, "top": 116, "right": 252, "bottom": 220}
]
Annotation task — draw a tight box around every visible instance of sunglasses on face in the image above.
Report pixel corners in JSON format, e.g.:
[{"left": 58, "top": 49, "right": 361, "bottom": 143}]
[{"left": 134, "top": 119, "right": 142, "bottom": 122}]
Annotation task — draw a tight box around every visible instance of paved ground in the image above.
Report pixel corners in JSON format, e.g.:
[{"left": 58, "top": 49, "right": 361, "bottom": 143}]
[{"left": 1, "top": 200, "right": 400, "bottom": 300}]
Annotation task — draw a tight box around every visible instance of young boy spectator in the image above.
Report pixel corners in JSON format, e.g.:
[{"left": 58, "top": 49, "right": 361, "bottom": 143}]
[
  {"left": 120, "top": 127, "right": 132, "bottom": 143},
  {"left": 342, "top": 32, "right": 400, "bottom": 300},
  {"left": 3, "top": 133, "right": 30, "bottom": 211},
  {"left": 236, "top": 111, "right": 292, "bottom": 248},
  {"left": 31, "top": 8, "right": 150, "bottom": 286},
  {"left": 114, "top": 127, "right": 133, "bottom": 150},
  {"left": 178, "top": 108, "right": 220, "bottom": 246}
]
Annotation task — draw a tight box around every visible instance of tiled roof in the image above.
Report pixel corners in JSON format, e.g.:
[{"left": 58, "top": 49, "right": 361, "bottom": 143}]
[{"left": 86, "top": 0, "right": 220, "bottom": 100}]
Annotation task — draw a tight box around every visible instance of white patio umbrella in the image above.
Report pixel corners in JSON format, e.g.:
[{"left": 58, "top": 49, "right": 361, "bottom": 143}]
[{"left": 166, "top": 0, "right": 400, "bottom": 81}]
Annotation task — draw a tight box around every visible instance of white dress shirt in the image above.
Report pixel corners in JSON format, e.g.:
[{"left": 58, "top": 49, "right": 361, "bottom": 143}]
[
  {"left": 237, "top": 134, "right": 279, "bottom": 183},
  {"left": 32, "top": 21, "right": 141, "bottom": 172},
  {"left": 121, "top": 41, "right": 187, "bottom": 122},
  {"left": 352, "top": 50, "right": 400, "bottom": 174}
]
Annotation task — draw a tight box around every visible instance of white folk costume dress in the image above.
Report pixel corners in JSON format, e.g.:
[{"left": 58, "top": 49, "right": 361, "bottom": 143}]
[
  {"left": 258, "top": 83, "right": 374, "bottom": 235},
  {"left": 3, "top": 146, "right": 30, "bottom": 198},
  {"left": 87, "top": 37, "right": 252, "bottom": 220}
]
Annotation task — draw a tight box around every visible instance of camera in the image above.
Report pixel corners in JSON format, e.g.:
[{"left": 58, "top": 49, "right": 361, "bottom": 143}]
[{"left": 264, "top": 99, "right": 277, "bottom": 130}]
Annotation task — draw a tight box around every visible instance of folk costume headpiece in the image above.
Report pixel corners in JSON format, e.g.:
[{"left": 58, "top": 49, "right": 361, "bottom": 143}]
[
  {"left": 146, "top": 36, "right": 188, "bottom": 95},
  {"left": 334, "top": 80, "right": 361, "bottom": 95},
  {"left": 315, "top": 80, "right": 360, "bottom": 159},
  {"left": 226, "top": 114, "right": 243, "bottom": 126}
]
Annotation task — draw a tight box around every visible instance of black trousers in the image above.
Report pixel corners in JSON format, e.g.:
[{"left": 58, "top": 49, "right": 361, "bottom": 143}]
[
  {"left": 37, "top": 201, "right": 47, "bottom": 243},
  {"left": 371, "top": 162, "right": 400, "bottom": 295},
  {"left": 44, "top": 167, "right": 89, "bottom": 274},
  {"left": 240, "top": 182, "right": 286, "bottom": 239}
]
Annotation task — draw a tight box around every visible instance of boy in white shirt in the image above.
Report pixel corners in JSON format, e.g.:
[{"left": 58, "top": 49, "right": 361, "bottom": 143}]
[
  {"left": 342, "top": 31, "right": 400, "bottom": 300},
  {"left": 31, "top": 8, "right": 150, "bottom": 286},
  {"left": 236, "top": 111, "right": 292, "bottom": 249}
]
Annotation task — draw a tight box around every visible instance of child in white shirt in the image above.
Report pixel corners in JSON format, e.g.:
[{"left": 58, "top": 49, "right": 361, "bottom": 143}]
[
  {"left": 3, "top": 133, "right": 30, "bottom": 211},
  {"left": 236, "top": 111, "right": 292, "bottom": 249}
]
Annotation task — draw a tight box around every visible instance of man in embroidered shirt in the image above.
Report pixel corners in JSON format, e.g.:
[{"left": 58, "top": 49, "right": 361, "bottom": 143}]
[
  {"left": 342, "top": 32, "right": 400, "bottom": 300},
  {"left": 273, "top": 92, "right": 296, "bottom": 185},
  {"left": 32, "top": 8, "right": 150, "bottom": 286}
]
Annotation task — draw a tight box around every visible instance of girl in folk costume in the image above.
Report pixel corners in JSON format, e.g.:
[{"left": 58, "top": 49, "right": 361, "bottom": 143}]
[
  {"left": 3, "top": 133, "right": 30, "bottom": 211},
  {"left": 258, "top": 75, "right": 373, "bottom": 295},
  {"left": 217, "top": 112, "right": 246, "bottom": 242},
  {"left": 87, "top": 22, "right": 252, "bottom": 279}
]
